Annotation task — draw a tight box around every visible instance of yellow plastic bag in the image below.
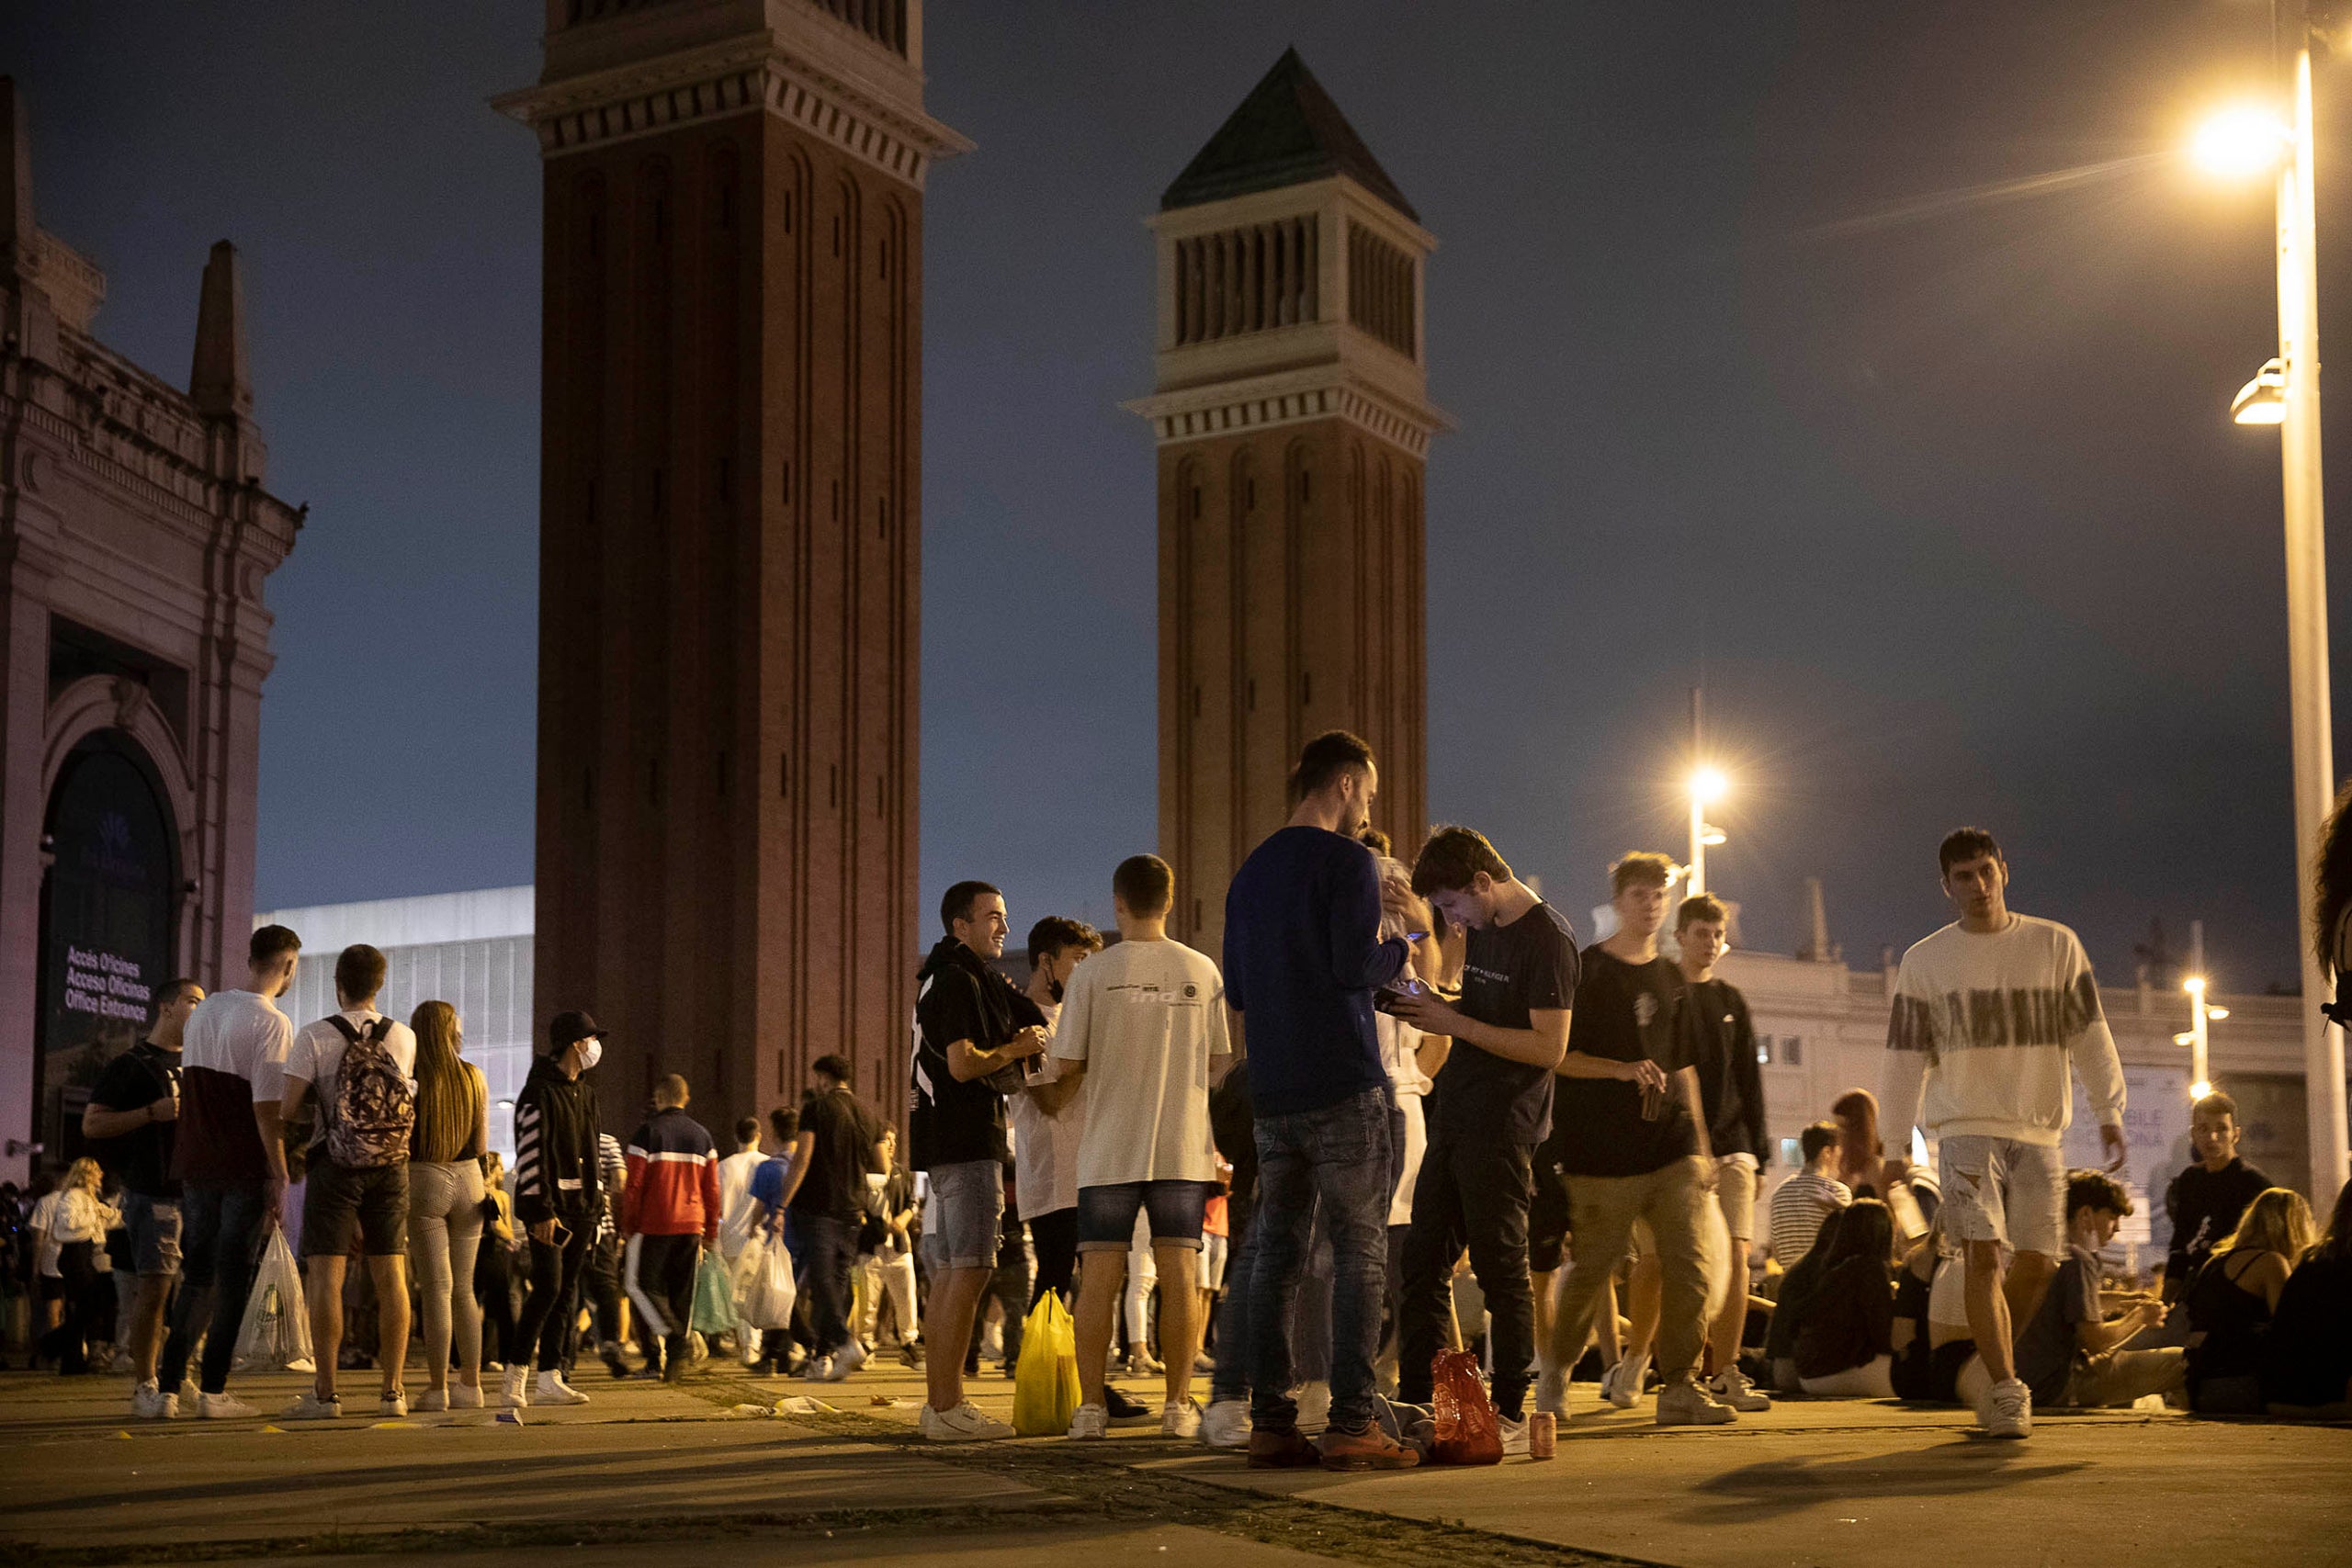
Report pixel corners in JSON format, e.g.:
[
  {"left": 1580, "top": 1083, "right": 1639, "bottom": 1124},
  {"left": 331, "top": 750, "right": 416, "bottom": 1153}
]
[{"left": 1011, "top": 1292, "right": 1081, "bottom": 1436}]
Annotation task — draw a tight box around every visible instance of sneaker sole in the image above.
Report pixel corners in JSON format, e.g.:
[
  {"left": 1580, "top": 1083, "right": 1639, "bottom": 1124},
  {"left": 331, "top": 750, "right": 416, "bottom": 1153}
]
[{"left": 1320, "top": 1453, "right": 1421, "bottom": 1471}]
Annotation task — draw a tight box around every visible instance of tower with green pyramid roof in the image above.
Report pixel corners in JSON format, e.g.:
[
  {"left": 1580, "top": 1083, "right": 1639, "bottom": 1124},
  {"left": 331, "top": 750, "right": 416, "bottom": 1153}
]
[{"left": 1129, "top": 48, "right": 1448, "bottom": 951}]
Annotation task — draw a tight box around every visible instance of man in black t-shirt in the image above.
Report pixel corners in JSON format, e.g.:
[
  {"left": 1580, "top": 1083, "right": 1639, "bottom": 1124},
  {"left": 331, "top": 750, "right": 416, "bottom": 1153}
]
[
  {"left": 81, "top": 977, "right": 202, "bottom": 1419},
  {"left": 1536, "top": 852, "right": 1736, "bottom": 1427},
  {"left": 1385, "top": 827, "right": 1577, "bottom": 1450},
  {"left": 777, "top": 1055, "right": 887, "bottom": 1380},
  {"left": 909, "top": 881, "right": 1046, "bottom": 1440}
]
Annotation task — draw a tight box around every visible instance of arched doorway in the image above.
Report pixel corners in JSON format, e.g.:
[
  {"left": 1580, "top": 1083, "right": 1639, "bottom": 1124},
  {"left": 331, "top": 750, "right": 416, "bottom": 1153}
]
[{"left": 33, "top": 731, "right": 181, "bottom": 1170}]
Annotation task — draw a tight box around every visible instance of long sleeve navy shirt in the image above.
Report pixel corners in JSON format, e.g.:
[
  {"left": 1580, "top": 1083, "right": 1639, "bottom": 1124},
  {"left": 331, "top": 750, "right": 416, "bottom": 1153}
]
[{"left": 1222, "top": 825, "right": 1408, "bottom": 1118}]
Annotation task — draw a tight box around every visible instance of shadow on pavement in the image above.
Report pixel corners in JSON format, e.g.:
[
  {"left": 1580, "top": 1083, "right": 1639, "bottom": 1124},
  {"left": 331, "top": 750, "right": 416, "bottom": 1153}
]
[{"left": 1676, "top": 1438, "right": 2088, "bottom": 1526}]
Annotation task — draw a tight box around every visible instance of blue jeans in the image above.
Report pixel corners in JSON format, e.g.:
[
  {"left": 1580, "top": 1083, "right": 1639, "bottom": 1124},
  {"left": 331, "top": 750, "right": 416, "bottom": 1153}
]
[
  {"left": 1211, "top": 1189, "right": 1258, "bottom": 1404},
  {"left": 158, "top": 1180, "right": 268, "bottom": 1395},
  {"left": 1248, "top": 1084, "right": 1393, "bottom": 1433},
  {"left": 795, "top": 1213, "right": 859, "bottom": 1357}
]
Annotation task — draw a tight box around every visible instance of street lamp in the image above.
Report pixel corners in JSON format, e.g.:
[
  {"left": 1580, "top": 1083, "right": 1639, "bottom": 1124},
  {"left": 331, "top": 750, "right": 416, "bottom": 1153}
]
[
  {"left": 2180, "top": 976, "right": 2224, "bottom": 1102},
  {"left": 1688, "top": 766, "right": 1727, "bottom": 897},
  {"left": 2197, "top": 35, "right": 2351, "bottom": 1201}
]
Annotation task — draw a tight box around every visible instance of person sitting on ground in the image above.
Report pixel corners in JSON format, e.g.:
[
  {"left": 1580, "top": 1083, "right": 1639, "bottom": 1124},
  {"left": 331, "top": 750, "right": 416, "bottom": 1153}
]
[
  {"left": 2262, "top": 1177, "right": 2352, "bottom": 1416},
  {"left": 1891, "top": 1211, "right": 1975, "bottom": 1404},
  {"left": 1768, "top": 1122, "right": 1853, "bottom": 1269},
  {"left": 1764, "top": 1205, "right": 1849, "bottom": 1393},
  {"left": 2183, "top": 1186, "right": 2312, "bottom": 1413},
  {"left": 2162, "top": 1092, "right": 2276, "bottom": 1306},
  {"left": 2011, "top": 1170, "right": 2184, "bottom": 1410},
  {"left": 1793, "top": 1198, "right": 1898, "bottom": 1398}
]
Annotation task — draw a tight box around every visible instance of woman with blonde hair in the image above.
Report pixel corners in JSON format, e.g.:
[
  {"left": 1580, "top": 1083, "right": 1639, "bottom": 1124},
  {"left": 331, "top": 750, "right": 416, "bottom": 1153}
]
[
  {"left": 35, "top": 1157, "right": 119, "bottom": 1373},
  {"left": 405, "top": 1000, "right": 492, "bottom": 1409},
  {"left": 2184, "top": 1185, "right": 2313, "bottom": 1413}
]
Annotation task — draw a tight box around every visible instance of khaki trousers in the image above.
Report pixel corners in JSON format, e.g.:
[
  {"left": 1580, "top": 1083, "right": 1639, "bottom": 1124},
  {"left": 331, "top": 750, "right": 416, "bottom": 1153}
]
[{"left": 1546, "top": 1156, "right": 1724, "bottom": 1382}]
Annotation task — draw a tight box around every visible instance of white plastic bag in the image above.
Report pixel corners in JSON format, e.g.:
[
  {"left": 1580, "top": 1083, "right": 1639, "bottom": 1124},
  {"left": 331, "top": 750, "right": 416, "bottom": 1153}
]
[
  {"left": 233, "top": 1228, "right": 312, "bottom": 1372},
  {"left": 738, "top": 1229, "right": 797, "bottom": 1332}
]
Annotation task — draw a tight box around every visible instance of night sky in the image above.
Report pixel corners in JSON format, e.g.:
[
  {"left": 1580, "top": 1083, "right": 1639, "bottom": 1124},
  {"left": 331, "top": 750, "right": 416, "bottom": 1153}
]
[{"left": 9, "top": 1, "right": 2346, "bottom": 993}]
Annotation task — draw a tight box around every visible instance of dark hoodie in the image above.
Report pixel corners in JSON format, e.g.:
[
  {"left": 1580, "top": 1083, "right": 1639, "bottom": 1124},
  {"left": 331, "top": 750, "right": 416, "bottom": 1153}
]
[
  {"left": 514, "top": 1051, "right": 602, "bottom": 1226},
  {"left": 910, "top": 937, "right": 1021, "bottom": 1170}
]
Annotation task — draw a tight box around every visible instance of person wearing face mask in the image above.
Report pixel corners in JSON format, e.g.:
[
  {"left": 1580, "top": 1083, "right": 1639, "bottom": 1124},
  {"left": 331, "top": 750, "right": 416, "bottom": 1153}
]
[{"left": 506, "top": 1010, "right": 606, "bottom": 1408}]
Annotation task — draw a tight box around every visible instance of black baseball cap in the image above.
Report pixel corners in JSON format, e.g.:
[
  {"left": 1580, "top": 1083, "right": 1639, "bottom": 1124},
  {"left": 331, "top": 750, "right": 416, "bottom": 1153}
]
[{"left": 548, "top": 1010, "right": 605, "bottom": 1052}]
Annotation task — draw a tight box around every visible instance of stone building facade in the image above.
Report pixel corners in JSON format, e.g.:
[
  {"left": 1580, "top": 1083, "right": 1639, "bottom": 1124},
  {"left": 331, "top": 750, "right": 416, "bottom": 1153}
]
[
  {"left": 0, "top": 79, "right": 301, "bottom": 1182},
  {"left": 1131, "top": 51, "right": 1448, "bottom": 953},
  {"left": 494, "top": 1, "right": 967, "bottom": 1130}
]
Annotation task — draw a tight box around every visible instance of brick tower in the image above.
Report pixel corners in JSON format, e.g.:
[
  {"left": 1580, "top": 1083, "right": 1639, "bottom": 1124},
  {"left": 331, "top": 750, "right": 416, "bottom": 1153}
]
[
  {"left": 1130, "top": 50, "right": 1447, "bottom": 953},
  {"left": 496, "top": 1, "right": 967, "bottom": 1129}
]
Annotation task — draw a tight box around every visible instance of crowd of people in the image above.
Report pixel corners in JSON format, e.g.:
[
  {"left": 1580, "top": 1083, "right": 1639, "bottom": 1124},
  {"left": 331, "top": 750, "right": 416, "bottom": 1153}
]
[{"left": 7, "top": 728, "right": 2352, "bottom": 1471}]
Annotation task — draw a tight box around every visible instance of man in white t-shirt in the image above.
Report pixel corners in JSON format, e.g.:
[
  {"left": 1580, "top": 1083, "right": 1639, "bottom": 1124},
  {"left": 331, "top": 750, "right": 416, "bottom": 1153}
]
[
  {"left": 1053, "top": 855, "right": 1232, "bottom": 1441},
  {"left": 717, "top": 1117, "right": 766, "bottom": 1262},
  {"left": 1012, "top": 917, "right": 1104, "bottom": 1309},
  {"left": 279, "top": 944, "right": 419, "bottom": 1420}
]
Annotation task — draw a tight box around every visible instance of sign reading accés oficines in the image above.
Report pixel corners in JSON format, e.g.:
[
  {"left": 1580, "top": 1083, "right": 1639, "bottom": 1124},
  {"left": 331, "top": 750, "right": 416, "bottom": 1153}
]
[{"left": 62, "top": 944, "right": 151, "bottom": 1022}]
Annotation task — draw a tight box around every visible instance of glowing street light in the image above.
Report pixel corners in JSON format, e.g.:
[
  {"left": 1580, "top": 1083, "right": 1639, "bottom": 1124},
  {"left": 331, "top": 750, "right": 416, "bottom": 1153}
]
[
  {"left": 1687, "top": 767, "right": 1727, "bottom": 897},
  {"left": 2194, "top": 37, "right": 2350, "bottom": 1200}
]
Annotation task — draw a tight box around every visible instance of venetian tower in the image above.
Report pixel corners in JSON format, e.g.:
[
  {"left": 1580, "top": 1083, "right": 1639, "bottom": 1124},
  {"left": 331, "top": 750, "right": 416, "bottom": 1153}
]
[
  {"left": 496, "top": 1, "right": 967, "bottom": 1125},
  {"left": 1130, "top": 50, "right": 1448, "bottom": 952}
]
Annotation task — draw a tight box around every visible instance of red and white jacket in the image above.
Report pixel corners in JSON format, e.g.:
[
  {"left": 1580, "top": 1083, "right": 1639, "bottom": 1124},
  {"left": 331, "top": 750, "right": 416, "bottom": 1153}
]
[{"left": 620, "top": 1105, "right": 721, "bottom": 1243}]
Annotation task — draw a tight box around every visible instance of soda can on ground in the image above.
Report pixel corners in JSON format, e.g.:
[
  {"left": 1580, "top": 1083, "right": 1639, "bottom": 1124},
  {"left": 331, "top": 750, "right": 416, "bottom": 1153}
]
[{"left": 1529, "top": 1412, "right": 1555, "bottom": 1459}]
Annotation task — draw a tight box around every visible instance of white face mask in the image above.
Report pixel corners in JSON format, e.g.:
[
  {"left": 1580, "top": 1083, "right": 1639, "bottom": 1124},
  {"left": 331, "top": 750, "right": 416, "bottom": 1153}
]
[{"left": 574, "top": 1037, "right": 602, "bottom": 1072}]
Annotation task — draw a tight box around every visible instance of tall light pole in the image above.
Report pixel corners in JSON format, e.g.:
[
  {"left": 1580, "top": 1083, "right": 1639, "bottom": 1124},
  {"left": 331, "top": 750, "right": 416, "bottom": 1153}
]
[
  {"left": 1687, "top": 687, "right": 1726, "bottom": 897},
  {"left": 2199, "top": 24, "right": 2350, "bottom": 1201},
  {"left": 2178, "top": 920, "right": 2231, "bottom": 1102}
]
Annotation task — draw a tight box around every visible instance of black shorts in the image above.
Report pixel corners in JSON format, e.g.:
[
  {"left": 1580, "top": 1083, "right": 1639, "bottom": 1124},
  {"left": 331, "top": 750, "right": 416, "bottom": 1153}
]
[
  {"left": 303, "top": 1160, "right": 409, "bottom": 1258},
  {"left": 1528, "top": 1148, "right": 1572, "bottom": 1275}
]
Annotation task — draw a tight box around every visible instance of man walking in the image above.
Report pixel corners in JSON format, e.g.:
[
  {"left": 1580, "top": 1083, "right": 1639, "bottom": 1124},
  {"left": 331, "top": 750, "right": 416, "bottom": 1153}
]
[
  {"left": 280, "top": 944, "right": 420, "bottom": 1419},
  {"left": 83, "top": 976, "right": 202, "bottom": 1418},
  {"left": 772, "top": 1055, "right": 886, "bottom": 1382},
  {"left": 1675, "top": 895, "right": 1772, "bottom": 1412},
  {"left": 621, "top": 1074, "right": 721, "bottom": 1382},
  {"left": 1057, "top": 855, "right": 1232, "bottom": 1439},
  {"left": 509, "top": 1010, "right": 607, "bottom": 1408},
  {"left": 910, "top": 881, "right": 1047, "bottom": 1439},
  {"left": 1223, "top": 730, "right": 1423, "bottom": 1471},
  {"left": 159, "top": 925, "right": 300, "bottom": 1420},
  {"left": 1884, "top": 827, "right": 2127, "bottom": 1439},
  {"left": 1385, "top": 826, "right": 1577, "bottom": 1453},
  {"left": 1537, "top": 853, "right": 1736, "bottom": 1427}
]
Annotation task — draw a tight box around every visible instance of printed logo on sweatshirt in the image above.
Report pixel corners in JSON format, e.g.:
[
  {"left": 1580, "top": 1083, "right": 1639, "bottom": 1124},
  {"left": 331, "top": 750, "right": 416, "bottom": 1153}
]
[{"left": 1887, "top": 973, "right": 2103, "bottom": 1055}]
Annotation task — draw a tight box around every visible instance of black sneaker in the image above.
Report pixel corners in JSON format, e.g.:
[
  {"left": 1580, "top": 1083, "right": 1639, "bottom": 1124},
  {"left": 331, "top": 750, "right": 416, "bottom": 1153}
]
[
  {"left": 1104, "top": 1386, "right": 1156, "bottom": 1425},
  {"left": 601, "top": 1348, "right": 630, "bottom": 1381}
]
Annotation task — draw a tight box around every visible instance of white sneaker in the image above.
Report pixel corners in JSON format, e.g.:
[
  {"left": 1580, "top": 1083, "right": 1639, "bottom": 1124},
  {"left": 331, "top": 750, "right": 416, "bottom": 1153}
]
[
  {"left": 922, "top": 1400, "right": 1015, "bottom": 1441},
  {"left": 535, "top": 1370, "right": 591, "bottom": 1406},
  {"left": 503, "top": 1367, "right": 532, "bottom": 1408},
  {"left": 197, "top": 1391, "right": 258, "bottom": 1420},
  {"left": 414, "top": 1388, "right": 448, "bottom": 1414},
  {"left": 1656, "top": 1376, "right": 1736, "bottom": 1427},
  {"left": 1601, "top": 1353, "right": 1648, "bottom": 1409},
  {"left": 804, "top": 1355, "right": 835, "bottom": 1382},
  {"left": 379, "top": 1391, "right": 409, "bottom": 1418},
  {"left": 1125, "top": 1348, "right": 1164, "bottom": 1376},
  {"left": 449, "top": 1384, "right": 484, "bottom": 1409},
  {"left": 286, "top": 1391, "right": 343, "bottom": 1421},
  {"left": 1981, "top": 1376, "right": 2032, "bottom": 1438},
  {"left": 1534, "top": 1364, "right": 1568, "bottom": 1417},
  {"left": 1068, "top": 1402, "right": 1110, "bottom": 1439},
  {"left": 1709, "top": 1368, "right": 1771, "bottom": 1413},
  {"left": 1201, "top": 1398, "right": 1251, "bottom": 1449},
  {"left": 1161, "top": 1398, "right": 1202, "bottom": 1438},
  {"left": 1498, "top": 1415, "right": 1530, "bottom": 1456},
  {"left": 826, "top": 1339, "right": 867, "bottom": 1380},
  {"left": 130, "top": 1382, "right": 176, "bottom": 1420}
]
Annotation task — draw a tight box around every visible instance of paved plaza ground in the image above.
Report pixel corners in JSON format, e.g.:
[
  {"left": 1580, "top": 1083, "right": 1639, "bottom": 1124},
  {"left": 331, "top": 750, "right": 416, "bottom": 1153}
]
[{"left": 2, "top": 1358, "right": 2347, "bottom": 1568}]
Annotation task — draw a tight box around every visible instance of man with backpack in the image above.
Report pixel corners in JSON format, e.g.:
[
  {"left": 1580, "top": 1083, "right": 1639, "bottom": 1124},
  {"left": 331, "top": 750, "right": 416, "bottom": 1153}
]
[{"left": 277, "top": 944, "right": 419, "bottom": 1419}]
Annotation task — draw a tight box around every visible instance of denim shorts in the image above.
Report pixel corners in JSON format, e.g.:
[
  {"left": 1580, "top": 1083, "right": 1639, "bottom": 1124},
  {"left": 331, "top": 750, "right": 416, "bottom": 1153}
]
[
  {"left": 1075, "top": 1179, "right": 1216, "bottom": 1252},
  {"left": 118, "top": 1190, "right": 184, "bottom": 1277},
  {"left": 921, "top": 1158, "right": 1004, "bottom": 1270},
  {"left": 1938, "top": 1134, "right": 2064, "bottom": 1258}
]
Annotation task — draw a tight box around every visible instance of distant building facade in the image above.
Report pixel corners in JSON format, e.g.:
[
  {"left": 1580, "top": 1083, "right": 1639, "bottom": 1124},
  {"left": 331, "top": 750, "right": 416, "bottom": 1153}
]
[
  {"left": 254, "top": 888, "right": 536, "bottom": 1156},
  {"left": 1132, "top": 51, "right": 1448, "bottom": 954},
  {"left": 0, "top": 79, "right": 301, "bottom": 1183},
  {"left": 494, "top": 1, "right": 969, "bottom": 1131}
]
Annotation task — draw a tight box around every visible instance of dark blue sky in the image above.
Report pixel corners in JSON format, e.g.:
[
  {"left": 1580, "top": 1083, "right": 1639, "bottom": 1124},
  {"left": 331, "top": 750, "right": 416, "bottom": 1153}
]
[{"left": 9, "top": 1, "right": 2345, "bottom": 990}]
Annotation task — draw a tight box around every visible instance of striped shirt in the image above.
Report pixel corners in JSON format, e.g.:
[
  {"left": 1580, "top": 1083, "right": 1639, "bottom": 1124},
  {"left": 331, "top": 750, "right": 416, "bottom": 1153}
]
[
  {"left": 594, "top": 1133, "right": 625, "bottom": 1246},
  {"left": 1768, "top": 1169, "right": 1853, "bottom": 1265}
]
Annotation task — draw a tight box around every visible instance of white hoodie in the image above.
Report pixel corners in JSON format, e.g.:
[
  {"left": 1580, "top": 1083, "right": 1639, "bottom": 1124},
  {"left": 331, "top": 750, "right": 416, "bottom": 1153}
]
[{"left": 1883, "top": 914, "right": 2126, "bottom": 1147}]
